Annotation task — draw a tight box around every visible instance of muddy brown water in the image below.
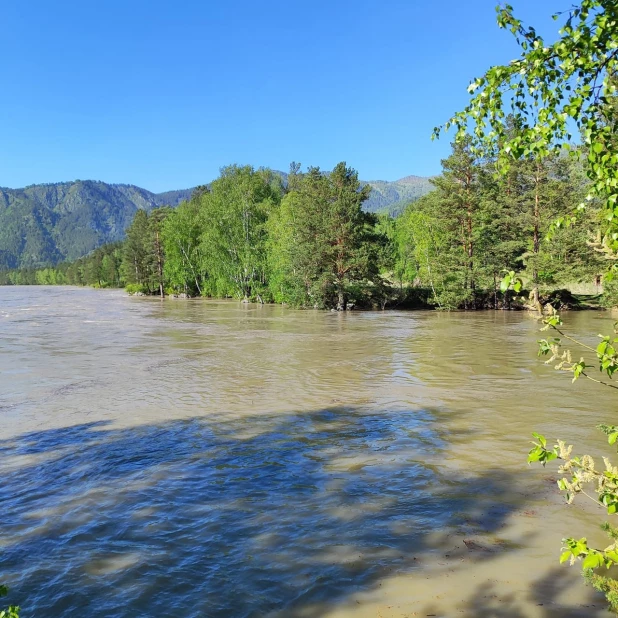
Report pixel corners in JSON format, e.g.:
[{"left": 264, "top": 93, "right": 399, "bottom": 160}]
[{"left": 0, "top": 286, "right": 615, "bottom": 617}]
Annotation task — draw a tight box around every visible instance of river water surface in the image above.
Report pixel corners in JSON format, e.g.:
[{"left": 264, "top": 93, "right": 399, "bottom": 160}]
[{"left": 0, "top": 286, "right": 615, "bottom": 616}]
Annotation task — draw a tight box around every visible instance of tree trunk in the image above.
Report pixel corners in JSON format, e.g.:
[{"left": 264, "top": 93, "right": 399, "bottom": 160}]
[
  {"left": 466, "top": 170, "right": 475, "bottom": 306},
  {"left": 467, "top": 206, "right": 474, "bottom": 294},
  {"left": 532, "top": 163, "right": 542, "bottom": 312},
  {"left": 337, "top": 285, "right": 346, "bottom": 311},
  {"left": 155, "top": 230, "right": 164, "bottom": 297}
]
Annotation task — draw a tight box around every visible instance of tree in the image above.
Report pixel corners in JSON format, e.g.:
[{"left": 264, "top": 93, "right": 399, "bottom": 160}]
[
  {"left": 435, "top": 1, "right": 618, "bottom": 257},
  {"left": 122, "top": 210, "right": 151, "bottom": 291},
  {"left": 396, "top": 194, "right": 450, "bottom": 307},
  {"left": 506, "top": 149, "right": 590, "bottom": 307},
  {"left": 149, "top": 207, "right": 171, "bottom": 297},
  {"left": 266, "top": 191, "right": 309, "bottom": 306},
  {"left": 121, "top": 208, "right": 170, "bottom": 295},
  {"left": 437, "top": 1, "right": 618, "bottom": 610},
  {"left": 162, "top": 197, "right": 206, "bottom": 296},
  {"left": 267, "top": 163, "right": 381, "bottom": 309},
  {"left": 529, "top": 310, "right": 618, "bottom": 611},
  {"left": 430, "top": 138, "right": 484, "bottom": 307},
  {"left": 83, "top": 249, "right": 103, "bottom": 287},
  {"left": 198, "top": 165, "right": 282, "bottom": 301},
  {"left": 389, "top": 210, "right": 419, "bottom": 293},
  {"left": 100, "top": 245, "right": 122, "bottom": 288},
  {"left": 394, "top": 145, "right": 506, "bottom": 309}
]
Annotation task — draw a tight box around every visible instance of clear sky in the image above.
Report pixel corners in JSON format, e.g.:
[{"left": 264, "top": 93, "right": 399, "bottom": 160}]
[{"left": 2, "top": 0, "right": 567, "bottom": 192}]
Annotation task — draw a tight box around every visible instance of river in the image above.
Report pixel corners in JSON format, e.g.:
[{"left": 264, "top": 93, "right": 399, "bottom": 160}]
[{"left": 0, "top": 286, "right": 614, "bottom": 616}]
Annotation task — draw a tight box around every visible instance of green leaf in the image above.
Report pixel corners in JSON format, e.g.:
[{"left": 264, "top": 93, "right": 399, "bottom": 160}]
[
  {"left": 592, "top": 141, "right": 604, "bottom": 154},
  {"left": 500, "top": 273, "right": 512, "bottom": 292},
  {"left": 532, "top": 432, "right": 547, "bottom": 447},
  {"left": 583, "top": 552, "right": 604, "bottom": 570}
]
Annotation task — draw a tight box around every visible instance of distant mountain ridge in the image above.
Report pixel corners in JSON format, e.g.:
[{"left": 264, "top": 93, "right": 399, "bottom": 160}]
[
  {"left": 0, "top": 173, "right": 433, "bottom": 269},
  {"left": 0, "top": 181, "right": 193, "bottom": 270},
  {"left": 364, "top": 175, "right": 434, "bottom": 215}
]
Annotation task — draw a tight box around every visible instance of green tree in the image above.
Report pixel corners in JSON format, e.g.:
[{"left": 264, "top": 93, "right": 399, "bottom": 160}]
[
  {"left": 162, "top": 197, "right": 207, "bottom": 296},
  {"left": 198, "top": 165, "right": 282, "bottom": 301},
  {"left": 390, "top": 209, "right": 419, "bottom": 292},
  {"left": 397, "top": 191, "right": 448, "bottom": 309},
  {"left": 149, "top": 207, "right": 171, "bottom": 297},
  {"left": 122, "top": 210, "right": 151, "bottom": 291},
  {"left": 438, "top": 0, "right": 618, "bottom": 610},
  {"left": 120, "top": 208, "right": 170, "bottom": 294},
  {"left": 266, "top": 191, "right": 308, "bottom": 306},
  {"left": 83, "top": 249, "right": 103, "bottom": 287},
  {"left": 431, "top": 138, "right": 483, "bottom": 307},
  {"left": 436, "top": 1, "right": 618, "bottom": 254},
  {"left": 267, "top": 163, "right": 381, "bottom": 309}
]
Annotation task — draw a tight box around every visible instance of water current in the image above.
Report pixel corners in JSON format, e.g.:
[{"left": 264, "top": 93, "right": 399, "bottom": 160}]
[{"left": 0, "top": 286, "right": 615, "bottom": 617}]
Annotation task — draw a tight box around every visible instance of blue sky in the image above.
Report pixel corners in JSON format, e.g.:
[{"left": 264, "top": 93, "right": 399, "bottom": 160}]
[{"left": 2, "top": 0, "right": 566, "bottom": 192}]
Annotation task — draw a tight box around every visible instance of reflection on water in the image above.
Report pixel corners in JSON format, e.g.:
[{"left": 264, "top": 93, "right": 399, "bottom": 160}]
[{"left": 0, "top": 286, "right": 614, "bottom": 617}]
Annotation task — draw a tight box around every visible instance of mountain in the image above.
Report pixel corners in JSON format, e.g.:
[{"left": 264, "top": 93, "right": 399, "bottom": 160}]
[
  {"left": 0, "top": 174, "right": 433, "bottom": 270},
  {"left": 272, "top": 171, "right": 433, "bottom": 215},
  {"left": 362, "top": 175, "right": 434, "bottom": 215},
  {"left": 0, "top": 181, "right": 193, "bottom": 269}
]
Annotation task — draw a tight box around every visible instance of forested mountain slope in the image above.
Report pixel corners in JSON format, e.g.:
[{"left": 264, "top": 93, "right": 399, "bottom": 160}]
[
  {"left": 0, "top": 181, "right": 193, "bottom": 269},
  {"left": 0, "top": 174, "right": 431, "bottom": 269},
  {"left": 363, "top": 175, "right": 434, "bottom": 215}
]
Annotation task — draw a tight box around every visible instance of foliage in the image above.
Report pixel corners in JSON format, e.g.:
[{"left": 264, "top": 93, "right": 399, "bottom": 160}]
[
  {"left": 528, "top": 426, "right": 618, "bottom": 613},
  {"left": 435, "top": 1, "right": 618, "bottom": 253},
  {"left": 196, "top": 166, "right": 282, "bottom": 301},
  {"left": 162, "top": 197, "right": 206, "bottom": 296},
  {"left": 0, "top": 585, "right": 19, "bottom": 618},
  {"left": 121, "top": 208, "right": 171, "bottom": 295},
  {"left": 394, "top": 137, "right": 601, "bottom": 309},
  {"left": 538, "top": 310, "right": 618, "bottom": 389},
  {"left": 523, "top": 281, "right": 618, "bottom": 613},
  {"left": 0, "top": 151, "right": 607, "bottom": 310},
  {"left": 0, "top": 176, "right": 435, "bottom": 272},
  {"left": 267, "top": 163, "right": 382, "bottom": 309},
  {"left": 526, "top": 293, "right": 618, "bottom": 611},
  {"left": 437, "top": 0, "right": 618, "bottom": 610}
]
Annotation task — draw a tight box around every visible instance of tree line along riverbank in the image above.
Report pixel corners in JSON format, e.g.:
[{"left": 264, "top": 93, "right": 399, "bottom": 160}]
[{"left": 1, "top": 147, "right": 613, "bottom": 311}]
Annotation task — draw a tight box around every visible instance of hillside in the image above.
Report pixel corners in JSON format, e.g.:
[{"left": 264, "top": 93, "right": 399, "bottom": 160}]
[
  {"left": 363, "top": 175, "right": 434, "bottom": 215},
  {"left": 0, "top": 181, "right": 193, "bottom": 269},
  {"left": 0, "top": 175, "right": 432, "bottom": 269}
]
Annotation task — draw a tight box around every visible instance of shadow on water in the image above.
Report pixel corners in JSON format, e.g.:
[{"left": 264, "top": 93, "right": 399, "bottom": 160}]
[{"left": 0, "top": 407, "right": 607, "bottom": 617}]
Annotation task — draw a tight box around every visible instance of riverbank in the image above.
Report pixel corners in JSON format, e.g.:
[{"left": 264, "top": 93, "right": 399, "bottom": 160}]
[{"left": 1, "top": 279, "right": 607, "bottom": 312}]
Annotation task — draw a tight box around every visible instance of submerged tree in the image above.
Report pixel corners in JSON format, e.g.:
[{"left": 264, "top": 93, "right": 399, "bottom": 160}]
[{"left": 149, "top": 207, "right": 171, "bottom": 297}]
